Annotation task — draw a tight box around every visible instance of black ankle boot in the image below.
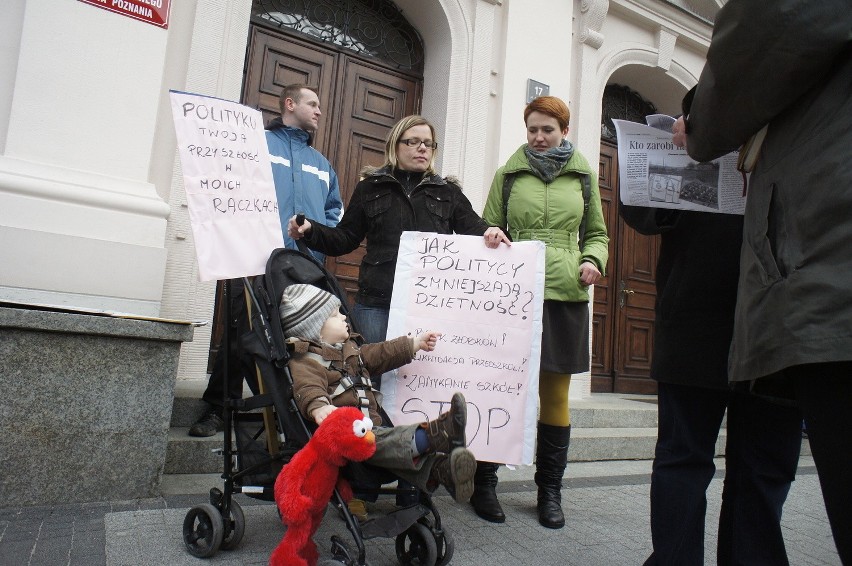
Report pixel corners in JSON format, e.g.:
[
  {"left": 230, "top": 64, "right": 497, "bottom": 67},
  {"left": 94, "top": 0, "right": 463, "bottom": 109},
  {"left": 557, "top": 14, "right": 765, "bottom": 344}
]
[
  {"left": 534, "top": 422, "right": 570, "bottom": 529},
  {"left": 469, "top": 461, "right": 505, "bottom": 523}
]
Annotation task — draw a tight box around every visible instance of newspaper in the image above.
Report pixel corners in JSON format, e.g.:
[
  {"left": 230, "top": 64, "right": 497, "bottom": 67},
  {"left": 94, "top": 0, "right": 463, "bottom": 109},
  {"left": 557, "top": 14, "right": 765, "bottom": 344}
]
[{"left": 613, "top": 118, "right": 746, "bottom": 215}]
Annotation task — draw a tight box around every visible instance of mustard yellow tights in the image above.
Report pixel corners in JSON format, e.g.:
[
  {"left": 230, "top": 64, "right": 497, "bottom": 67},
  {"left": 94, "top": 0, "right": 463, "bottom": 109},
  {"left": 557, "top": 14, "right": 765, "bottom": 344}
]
[{"left": 538, "top": 371, "right": 571, "bottom": 426}]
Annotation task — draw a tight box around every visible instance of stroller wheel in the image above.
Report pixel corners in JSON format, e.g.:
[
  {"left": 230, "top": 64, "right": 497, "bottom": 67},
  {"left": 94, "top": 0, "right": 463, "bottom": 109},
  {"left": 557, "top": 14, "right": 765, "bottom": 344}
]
[
  {"left": 417, "top": 517, "right": 454, "bottom": 566},
  {"left": 328, "top": 535, "right": 356, "bottom": 564},
  {"left": 219, "top": 500, "right": 245, "bottom": 550},
  {"left": 395, "top": 522, "right": 438, "bottom": 565},
  {"left": 434, "top": 528, "right": 455, "bottom": 566},
  {"left": 183, "top": 503, "right": 224, "bottom": 558}
]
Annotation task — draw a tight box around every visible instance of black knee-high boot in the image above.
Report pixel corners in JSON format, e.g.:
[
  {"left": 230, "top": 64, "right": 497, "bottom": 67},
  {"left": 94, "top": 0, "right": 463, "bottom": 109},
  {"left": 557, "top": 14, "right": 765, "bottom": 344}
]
[
  {"left": 535, "top": 422, "right": 570, "bottom": 529},
  {"left": 469, "top": 461, "right": 505, "bottom": 523}
]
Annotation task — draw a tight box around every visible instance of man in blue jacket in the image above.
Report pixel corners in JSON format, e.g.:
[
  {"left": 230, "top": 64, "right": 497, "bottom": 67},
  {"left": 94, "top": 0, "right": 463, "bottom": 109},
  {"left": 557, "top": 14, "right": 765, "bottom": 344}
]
[
  {"left": 189, "top": 84, "right": 343, "bottom": 437},
  {"left": 266, "top": 84, "right": 343, "bottom": 261}
]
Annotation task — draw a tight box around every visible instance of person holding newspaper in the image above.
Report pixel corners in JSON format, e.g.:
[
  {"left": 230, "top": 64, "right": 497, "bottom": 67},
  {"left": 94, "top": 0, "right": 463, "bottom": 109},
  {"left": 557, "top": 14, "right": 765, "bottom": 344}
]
[
  {"left": 480, "top": 95, "right": 609, "bottom": 528},
  {"left": 622, "top": 127, "right": 802, "bottom": 563},
  {"left": 672, "top": 0, "right": 852, "bottom": 561}
]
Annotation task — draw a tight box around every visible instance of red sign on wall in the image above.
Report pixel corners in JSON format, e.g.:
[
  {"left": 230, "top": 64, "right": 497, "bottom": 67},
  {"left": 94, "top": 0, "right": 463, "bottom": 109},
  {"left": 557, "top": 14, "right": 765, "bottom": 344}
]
[{"left": 79, "top": 0, "right": 170, "bottom": 29}]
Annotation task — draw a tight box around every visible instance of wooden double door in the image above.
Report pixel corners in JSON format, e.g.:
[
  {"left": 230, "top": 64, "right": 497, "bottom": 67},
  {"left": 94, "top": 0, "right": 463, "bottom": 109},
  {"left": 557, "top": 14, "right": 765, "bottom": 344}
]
[
  {"left": 207, "top": 25, "right": 421, "bottom": 370},
  {"left": 241, "top": 25, "right": 422, "bottom": 301},
  {"left": 591, "top": 141, "right": 661, "bottom": 394},
  {"left": 226, "top": 25, "right": 661, "bottom": 394}
]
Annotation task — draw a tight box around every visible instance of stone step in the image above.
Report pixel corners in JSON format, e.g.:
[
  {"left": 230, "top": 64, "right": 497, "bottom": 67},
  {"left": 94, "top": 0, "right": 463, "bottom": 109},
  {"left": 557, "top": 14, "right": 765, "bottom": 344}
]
[
  {"left": 170, "top": 379, "right": 221, "bottom": 428},
  {"left": 164, "top": 427, "right": 224, "bottom": 475},
  {"left": 164, "top": 421, "right": 807, "bottom": 475},
  {"left": 170, "top": 380, "right": 663, "bottom": 429},
  {"left": 570, "top": 394, "right": 660, "bottom": 429},
  {"left": 571, "top": 427, "right": 725, "bottom": 461},
  {"left": 164, "top": 382, "right": 740, "bottom": 476},
  {"left": 163, "top": 425, "right": 681, "bottom": 475},
  {"left": 166, "top": 381, "right": 664, "bottom": 475}
]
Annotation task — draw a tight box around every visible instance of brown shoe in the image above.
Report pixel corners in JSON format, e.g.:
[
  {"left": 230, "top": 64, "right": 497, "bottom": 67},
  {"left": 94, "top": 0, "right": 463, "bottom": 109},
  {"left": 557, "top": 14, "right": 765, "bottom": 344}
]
[
  {"left": 427, "top": 447, "right": 476, "bottom": 503},
  {"left": 421, "top": 392, "right": 466, "bottom": 454},
  {"left": 346, "top": 498, "right": 369, "bottom": 523}
]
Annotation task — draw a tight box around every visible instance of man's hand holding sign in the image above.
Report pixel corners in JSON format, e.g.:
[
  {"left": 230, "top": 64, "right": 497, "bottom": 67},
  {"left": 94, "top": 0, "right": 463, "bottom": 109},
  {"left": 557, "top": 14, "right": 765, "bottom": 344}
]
[{"left": 384, "top": 232, "right": 545, "bottom": 466}]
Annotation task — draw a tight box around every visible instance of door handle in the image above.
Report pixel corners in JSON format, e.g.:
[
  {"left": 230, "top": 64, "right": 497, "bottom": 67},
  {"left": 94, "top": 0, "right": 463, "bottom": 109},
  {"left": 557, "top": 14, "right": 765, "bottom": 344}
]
[{"left": 619, "top": 282, "right": 635, "bottom": 308}]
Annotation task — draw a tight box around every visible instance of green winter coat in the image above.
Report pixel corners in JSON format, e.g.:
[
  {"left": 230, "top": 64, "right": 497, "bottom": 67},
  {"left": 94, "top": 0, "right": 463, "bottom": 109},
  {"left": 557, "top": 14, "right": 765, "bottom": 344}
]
[{"left": 482, "top": 145, "right": 609, "bottom": 302}]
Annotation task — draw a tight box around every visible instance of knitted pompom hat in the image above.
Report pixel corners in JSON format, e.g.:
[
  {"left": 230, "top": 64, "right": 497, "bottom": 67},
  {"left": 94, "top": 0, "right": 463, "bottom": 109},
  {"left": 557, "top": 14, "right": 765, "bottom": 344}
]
[{"left": 279, "top": 284, "right": 342, "bottom": 342}]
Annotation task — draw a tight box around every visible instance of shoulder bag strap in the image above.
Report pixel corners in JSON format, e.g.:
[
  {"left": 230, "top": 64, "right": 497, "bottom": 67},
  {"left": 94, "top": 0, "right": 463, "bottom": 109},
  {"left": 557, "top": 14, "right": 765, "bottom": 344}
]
[{"left": 578, "top": 173, "right": 591, "bottom": 249}]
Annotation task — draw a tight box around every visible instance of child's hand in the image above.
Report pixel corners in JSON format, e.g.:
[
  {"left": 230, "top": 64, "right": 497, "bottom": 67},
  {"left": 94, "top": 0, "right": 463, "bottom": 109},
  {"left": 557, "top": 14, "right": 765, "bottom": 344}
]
[
  {"left": 312, "top": 404, "right": 337, "bottom": 425},
  {"left": 416, "top": 331, "right": 441, "bottom": 352}
]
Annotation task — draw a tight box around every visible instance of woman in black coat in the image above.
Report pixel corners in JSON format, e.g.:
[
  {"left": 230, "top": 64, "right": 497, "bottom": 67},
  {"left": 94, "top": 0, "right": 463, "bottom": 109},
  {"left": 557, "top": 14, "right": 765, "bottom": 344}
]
[
  {"left": 288, "top": 115, "right": 508, "bottom": 512},
  {"left": 288, "top": 114, "right": 507, "bottom": 358}
]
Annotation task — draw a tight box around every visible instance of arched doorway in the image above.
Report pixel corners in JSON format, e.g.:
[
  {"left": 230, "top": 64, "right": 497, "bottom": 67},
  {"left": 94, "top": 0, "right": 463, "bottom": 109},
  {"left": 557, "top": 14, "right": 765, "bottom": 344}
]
[
  {"left": 592, "top": 84, "right": 662, "bottom": 394},
  {"left": 208, "top": 0, "right": 425, "bottom": 369},
  {"left": 244, "top": 0, "right": 425, "bottom": 297}
]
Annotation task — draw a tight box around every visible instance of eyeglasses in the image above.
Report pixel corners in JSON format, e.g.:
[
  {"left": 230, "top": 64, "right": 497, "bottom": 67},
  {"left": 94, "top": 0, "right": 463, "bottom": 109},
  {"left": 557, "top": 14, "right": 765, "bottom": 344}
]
[{"left": 399, "top": 138, "right": 438, "bottom": 149}]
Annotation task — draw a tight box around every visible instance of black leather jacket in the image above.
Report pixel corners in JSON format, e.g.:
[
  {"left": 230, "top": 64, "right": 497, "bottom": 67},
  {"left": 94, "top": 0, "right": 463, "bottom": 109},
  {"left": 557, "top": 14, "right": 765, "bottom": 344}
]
[{"left": 304, "top": 166, "right": 491, "bottom": 308}]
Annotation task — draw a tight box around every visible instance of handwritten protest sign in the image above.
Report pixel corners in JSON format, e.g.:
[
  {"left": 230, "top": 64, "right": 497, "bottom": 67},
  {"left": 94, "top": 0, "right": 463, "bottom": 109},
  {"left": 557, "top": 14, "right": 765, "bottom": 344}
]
[
  {"left": 169, "top": 90, "right": 284, "bottom": 281},
  {"left": 383, "top": 232, "right": 545, "bottom": 465}
]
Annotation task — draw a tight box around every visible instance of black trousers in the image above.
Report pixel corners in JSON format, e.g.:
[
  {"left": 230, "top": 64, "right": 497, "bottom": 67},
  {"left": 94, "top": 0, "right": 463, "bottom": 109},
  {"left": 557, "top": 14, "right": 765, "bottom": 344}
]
[
  {"left": 787, "top": 362, "right": 852, "bottom": 565},
  {"left": 644, "top": 382, "right": 802, "bottom": 565},
  {"left": 201, "top": 279, "right": 259, "bottom": 407}
]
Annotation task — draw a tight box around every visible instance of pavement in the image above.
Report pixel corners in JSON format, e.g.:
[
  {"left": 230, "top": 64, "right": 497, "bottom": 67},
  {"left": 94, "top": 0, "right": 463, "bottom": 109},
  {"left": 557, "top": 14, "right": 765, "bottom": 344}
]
[{"left": 0, "top": 453, "right": 840, "bottom": 565}]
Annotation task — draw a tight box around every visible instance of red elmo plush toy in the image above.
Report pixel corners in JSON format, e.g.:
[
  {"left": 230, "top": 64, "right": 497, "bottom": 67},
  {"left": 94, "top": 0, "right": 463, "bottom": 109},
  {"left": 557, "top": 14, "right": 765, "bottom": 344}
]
[{"left": 270, "top": 407, "right": 377, "bottom": 566}]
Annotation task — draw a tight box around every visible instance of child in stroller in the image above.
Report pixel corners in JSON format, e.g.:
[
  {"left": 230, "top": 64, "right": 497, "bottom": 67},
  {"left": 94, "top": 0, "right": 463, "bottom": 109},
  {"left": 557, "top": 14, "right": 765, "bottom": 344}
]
[{"left": 278, "top": 283, "right": 476, "bottom": 505}]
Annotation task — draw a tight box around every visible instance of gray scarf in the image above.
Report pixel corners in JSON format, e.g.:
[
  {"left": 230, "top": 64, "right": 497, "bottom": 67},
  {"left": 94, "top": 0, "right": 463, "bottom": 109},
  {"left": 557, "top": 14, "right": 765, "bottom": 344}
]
[{"left": 524, "top": 140, "right": 574, "bottom": 183}]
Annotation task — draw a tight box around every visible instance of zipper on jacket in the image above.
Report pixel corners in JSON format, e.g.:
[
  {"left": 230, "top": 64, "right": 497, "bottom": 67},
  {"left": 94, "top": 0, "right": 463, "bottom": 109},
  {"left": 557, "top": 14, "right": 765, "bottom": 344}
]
[{"left": 544, "top": 181, "right": 550, "bottom": 227}]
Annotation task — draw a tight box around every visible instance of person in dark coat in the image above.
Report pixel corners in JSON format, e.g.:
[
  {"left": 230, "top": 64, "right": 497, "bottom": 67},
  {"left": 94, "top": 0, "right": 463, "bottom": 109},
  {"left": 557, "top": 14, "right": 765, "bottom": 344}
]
[
  {"left": 672, "top": 0, "right": 852, "bottom": 561},
  {"left": 620, "top": 205, "right": 802, "bottom": 565},
  {"left": 288, "top": 114, "right": 509, "bottom": 509},
  {"left": 287, "top": 114, "right": 508, "bottom": 375}
]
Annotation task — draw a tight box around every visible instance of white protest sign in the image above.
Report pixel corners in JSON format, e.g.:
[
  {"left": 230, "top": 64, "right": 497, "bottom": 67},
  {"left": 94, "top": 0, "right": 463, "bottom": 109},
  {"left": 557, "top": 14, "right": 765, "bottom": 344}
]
[
  {"left": 169, "top": 90, "right": 284, "bottom": 281},
  {"left": 383, "top": 232, "right": 545, "bottom": 465}
]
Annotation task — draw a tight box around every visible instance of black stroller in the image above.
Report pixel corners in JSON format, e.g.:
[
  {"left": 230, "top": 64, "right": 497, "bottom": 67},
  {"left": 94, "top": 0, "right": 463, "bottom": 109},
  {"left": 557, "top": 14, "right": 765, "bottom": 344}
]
[{"left": 182, "top": 246, "right": 456, "bottom": 565}]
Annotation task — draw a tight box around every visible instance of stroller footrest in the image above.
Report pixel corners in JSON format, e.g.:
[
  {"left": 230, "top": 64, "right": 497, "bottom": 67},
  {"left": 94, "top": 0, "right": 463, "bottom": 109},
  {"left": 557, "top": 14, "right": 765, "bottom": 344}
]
[{"left": 358, "top": 504, "right": 430, "bottom": 540}]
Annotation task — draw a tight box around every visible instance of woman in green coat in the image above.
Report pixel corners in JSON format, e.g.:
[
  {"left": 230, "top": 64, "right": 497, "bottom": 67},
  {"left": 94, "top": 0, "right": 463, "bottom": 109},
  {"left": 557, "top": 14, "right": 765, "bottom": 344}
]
[{"left": 476, "top": 96, "right": 609, "bottom": 529}]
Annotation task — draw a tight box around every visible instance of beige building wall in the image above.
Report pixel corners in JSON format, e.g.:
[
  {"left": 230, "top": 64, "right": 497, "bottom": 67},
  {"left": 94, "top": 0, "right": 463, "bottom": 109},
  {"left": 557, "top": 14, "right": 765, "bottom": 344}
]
[
  {"left": 0, "top": 0, "right": 173, "bottom": 316},
  {"left": 157, "top": 0, "right": 254, "bottom": 382}
]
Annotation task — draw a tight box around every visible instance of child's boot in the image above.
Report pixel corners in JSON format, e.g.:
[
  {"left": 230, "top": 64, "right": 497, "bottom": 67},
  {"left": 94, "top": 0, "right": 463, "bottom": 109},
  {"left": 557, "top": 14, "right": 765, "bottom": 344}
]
[
  {"left": 420, "top": 392, "right": 467, "bottom": 453},
  {"left": 427, "top": 447, "right": 476, "bottom": 503}
]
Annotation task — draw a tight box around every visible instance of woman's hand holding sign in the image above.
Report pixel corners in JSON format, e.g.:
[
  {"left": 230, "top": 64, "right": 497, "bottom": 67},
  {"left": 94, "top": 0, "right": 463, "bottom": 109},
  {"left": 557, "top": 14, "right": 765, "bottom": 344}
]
[{"left": 483, "top": 226, "right": 511, "bottom": 249}]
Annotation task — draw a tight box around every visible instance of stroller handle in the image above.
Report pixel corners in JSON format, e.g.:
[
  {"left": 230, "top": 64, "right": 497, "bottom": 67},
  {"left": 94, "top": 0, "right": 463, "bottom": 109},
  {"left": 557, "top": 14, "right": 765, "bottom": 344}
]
[{"left": 293, "top": 212, "right": 311, "bottom": 256}]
